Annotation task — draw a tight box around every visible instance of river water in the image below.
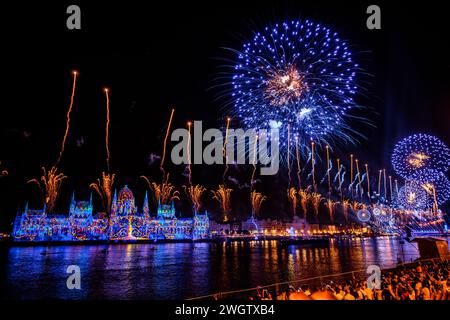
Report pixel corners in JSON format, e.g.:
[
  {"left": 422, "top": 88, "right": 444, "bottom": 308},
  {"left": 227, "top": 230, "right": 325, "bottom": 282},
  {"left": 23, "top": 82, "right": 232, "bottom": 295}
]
[{"left": 0, "top": 237, "right": 424, "bottom": 299}]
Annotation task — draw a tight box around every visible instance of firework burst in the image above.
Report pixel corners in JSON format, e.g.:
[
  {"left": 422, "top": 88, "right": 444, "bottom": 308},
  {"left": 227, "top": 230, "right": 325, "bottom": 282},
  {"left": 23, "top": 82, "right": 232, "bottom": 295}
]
[
  {"left": 396, "top": 181, "right": 428, "bottom": 211},
  {"left": 225, "top": 19, "right": 367, "bottom": 158},
  {"left": 392, "top": 134, "right": 450, "bottom": 179}
]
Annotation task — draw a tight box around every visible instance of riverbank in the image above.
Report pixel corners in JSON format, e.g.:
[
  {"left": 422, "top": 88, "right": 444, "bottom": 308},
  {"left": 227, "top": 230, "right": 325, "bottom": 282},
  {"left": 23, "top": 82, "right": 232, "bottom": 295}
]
[{"left": 0, "top": 235, "right": 337, "bottom": 247}]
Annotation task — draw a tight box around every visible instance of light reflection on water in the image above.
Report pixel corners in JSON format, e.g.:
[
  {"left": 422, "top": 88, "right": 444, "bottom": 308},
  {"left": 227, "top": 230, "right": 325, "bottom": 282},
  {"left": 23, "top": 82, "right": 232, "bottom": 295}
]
[{"left": 0, "top": 237, "right": 422, "bottom": 299}]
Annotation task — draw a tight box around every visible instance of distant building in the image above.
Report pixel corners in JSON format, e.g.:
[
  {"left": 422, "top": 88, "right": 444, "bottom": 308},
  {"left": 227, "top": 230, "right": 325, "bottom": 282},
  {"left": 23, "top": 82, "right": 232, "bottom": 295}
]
[{"left": 12, "top": 185, "right": 209, "bottom": 242}]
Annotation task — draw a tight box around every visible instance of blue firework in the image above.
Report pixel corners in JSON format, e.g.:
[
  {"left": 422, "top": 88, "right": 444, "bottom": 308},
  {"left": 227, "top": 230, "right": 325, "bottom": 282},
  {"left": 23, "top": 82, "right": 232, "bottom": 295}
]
[
  {"left": 413, "top": 169, "right": 450, "bottom": 206},
  {"left": 396, "top": 181, "right": 429, "bottom": 211},
  {"left": 391, "top": 134, "right": 450, "bottom": 179},
  {"left": 228, "top": 19, "right": 365, "bottom": 157}
]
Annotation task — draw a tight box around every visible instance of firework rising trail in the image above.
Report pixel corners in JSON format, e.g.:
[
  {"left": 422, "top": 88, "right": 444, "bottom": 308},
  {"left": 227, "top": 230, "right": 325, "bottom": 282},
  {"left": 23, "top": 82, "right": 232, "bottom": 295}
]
[
  {"left": 104, "top": 88, "right": 111, "bottom": 173},
  {"left": 326, "top": 146, "right": 332, "bottom": 193},
  {"left": 377, "top": 170, "right": 382, "bottom": 196},
  {"left": 365, "top": 164, "right": 370, "bottom": 199},
  {"left": 350, "top": 154, "right": 354, "bottom": 197},
  {"left": 295, "top": 138, "right": 302, "bottom": 188},
  {"left": 222, "top": 117, "right": 231, "bottom": 185},
  {"left": 389, "top": 175, "right": 393, "bottom": 201},
  {"left": 187, "top": 121, "right": 192, "bottom": 186},
  {"left": 160, "top": 108, "right": 175, "bottom": 181},
  {"left": 56, "top": 71, "right": 78, "bottom": 166}
]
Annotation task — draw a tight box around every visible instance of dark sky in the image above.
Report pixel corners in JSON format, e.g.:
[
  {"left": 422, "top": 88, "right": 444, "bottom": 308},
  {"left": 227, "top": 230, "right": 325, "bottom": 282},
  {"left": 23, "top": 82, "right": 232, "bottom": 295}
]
[{"left": 0, "top": 1, "right": 449, "bottom": 230}]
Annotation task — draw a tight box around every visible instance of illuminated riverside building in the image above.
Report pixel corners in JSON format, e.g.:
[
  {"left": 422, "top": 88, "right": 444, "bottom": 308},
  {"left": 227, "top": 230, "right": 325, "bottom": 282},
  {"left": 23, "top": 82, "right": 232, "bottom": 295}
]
[{"left": 12, "top": 185, "right": 210, "bottom": 242}]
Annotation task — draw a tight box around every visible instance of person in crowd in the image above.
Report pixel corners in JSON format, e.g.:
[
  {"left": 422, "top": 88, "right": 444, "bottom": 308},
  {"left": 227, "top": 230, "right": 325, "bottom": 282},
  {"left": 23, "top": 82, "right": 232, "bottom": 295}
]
[{"left": 254, "top": 259, "right": 450, "bottom": 300}]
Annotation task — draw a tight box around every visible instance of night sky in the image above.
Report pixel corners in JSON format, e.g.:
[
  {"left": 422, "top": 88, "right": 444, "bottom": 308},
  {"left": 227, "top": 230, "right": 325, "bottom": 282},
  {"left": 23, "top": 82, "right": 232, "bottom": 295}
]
[{"left": 1, "top": 1, "right": 449, "bottom": 231}]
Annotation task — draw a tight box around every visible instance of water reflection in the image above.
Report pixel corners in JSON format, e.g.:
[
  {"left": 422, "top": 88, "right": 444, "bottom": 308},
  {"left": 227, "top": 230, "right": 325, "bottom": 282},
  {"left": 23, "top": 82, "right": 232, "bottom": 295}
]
[{"left": 0, "top": 237, "right": 423, "bottom": 299}]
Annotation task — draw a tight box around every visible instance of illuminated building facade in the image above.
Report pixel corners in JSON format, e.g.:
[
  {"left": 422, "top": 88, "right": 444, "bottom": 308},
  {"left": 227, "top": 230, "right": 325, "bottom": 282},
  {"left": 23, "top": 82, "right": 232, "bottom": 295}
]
[{"left": 12, "top": 185, "right": 210, "bottom": 242}]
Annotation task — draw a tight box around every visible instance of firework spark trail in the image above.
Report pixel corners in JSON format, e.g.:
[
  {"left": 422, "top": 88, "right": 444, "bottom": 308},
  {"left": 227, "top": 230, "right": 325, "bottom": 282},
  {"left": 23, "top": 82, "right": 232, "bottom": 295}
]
[
  {"left": 298, "top": 189, "right": 309, "bottom": 219},
  {"left": 383, "top": 169, "right": 387, "bottom": 200},
  {"left": 104, "top": 88, "right": 111, "bottom": 173},
  {"left": 28, "top": 167, "right": 66, "bottom": 214},
  {"left": 336, "top": 159, "right": 342, "bottom": 192},
  {"left": 222, "top": 117, "right": 231, "bottom": 185},
  {"left": 326, "top": 199, "right": 335, "bottom": 223},
  {"left": 160, "top": 109, "right": 175, "bottom": 181},
  {"left": 90, "top": 172, "right": 115, "bottom": 214},
  {"left": 340, "top": 169, "right": 346, "bottom": 190},
  {"left": 183, "top": 185, "right": 206, "bottom": 214},
  {"left": 356, "top": 173, "right": 366, "bottom": 197},
  {"left": 342, "top": 199, "right": 350, "bottom": 222},
  {"left": 251, "top": 190, "right": 266, "bottom": 217},
  {"left": 287, "top": 188, "right": 298, "bottom": 216},
  {"left": 351, "top": 201, "right": 361, "bottom": 211},
  {"left": 310, "top": 192, "right": 322, "bottom": 221},
  {"left": 141, "top": 175, "right": 179, "bottom": 205},
  {"left": 295, "top": 138, "right": 301, "bottom": 189},
  {"left": 212, "top": 185, "right": 233, "bottom": 222},
  {"left": 56, "top": 71, "right": 78, "bottom": 166},
  {"left": 321, "top": 159, "right": 333, "bottom": 186}
]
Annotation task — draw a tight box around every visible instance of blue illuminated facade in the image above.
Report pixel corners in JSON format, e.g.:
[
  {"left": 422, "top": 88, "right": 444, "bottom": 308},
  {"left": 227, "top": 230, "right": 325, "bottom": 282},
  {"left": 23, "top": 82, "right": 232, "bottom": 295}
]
[{"left": 12, "top": 185, "right": 210, "bottom": 242}]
